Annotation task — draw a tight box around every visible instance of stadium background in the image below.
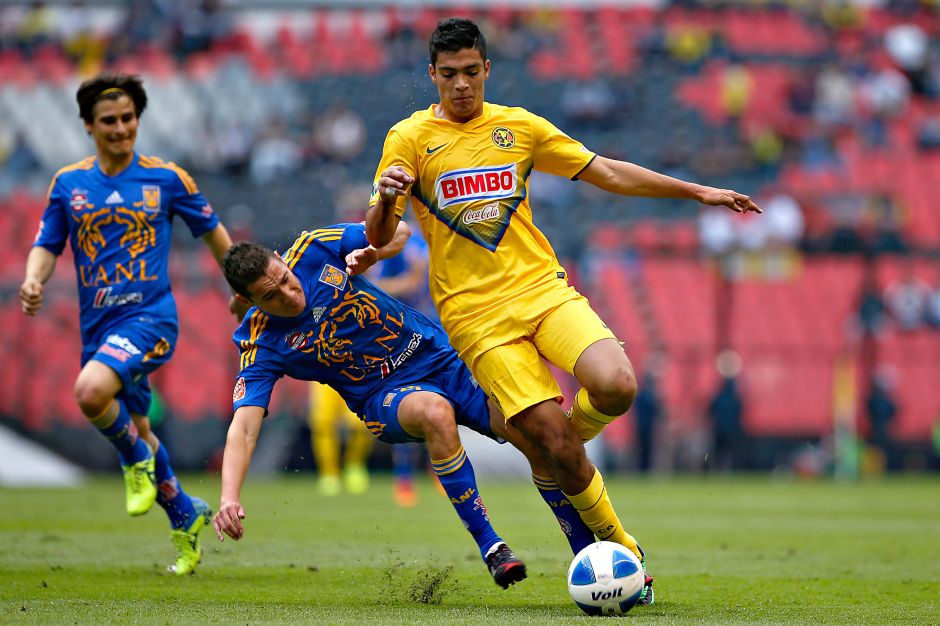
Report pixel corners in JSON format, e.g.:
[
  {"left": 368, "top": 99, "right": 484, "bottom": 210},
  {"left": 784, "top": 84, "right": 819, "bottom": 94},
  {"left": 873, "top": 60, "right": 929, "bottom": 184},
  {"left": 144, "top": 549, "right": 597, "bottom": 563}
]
[{"left": 0, "top": 0, "right": 938, "bottom": 477}]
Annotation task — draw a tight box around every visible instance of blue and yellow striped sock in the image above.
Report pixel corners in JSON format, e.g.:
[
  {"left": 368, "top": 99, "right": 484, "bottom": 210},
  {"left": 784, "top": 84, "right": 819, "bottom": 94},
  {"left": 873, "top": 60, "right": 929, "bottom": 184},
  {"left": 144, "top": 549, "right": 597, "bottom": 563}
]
[
  {"left": 88, "top": 400, "right": 150, "bottom": 466},
  {"left": 152, "top": 437, "right": 196, "bottom": 529},
  {"left": 533, "top": 473, "right": 596, "bottom": 555},
  {"left": 432, "top": 446, "right": 502, "bottom": 559}
]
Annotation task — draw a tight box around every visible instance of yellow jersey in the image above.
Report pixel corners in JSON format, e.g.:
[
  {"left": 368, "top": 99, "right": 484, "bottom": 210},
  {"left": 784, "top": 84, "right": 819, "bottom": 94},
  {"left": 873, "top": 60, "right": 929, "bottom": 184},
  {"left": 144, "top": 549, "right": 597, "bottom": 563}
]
[{"left": 370, "top": 102, "right": 595, "bottom": 347}]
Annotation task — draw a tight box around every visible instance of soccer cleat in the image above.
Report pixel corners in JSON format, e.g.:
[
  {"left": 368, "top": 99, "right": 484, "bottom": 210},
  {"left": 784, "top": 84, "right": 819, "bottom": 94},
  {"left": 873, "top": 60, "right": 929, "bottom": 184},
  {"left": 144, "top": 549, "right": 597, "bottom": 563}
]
[
  {"left": 393, "top": 477, "right": 418, "bottom": 508},
  {"left": 167, "top": 497, "right": 212, "bottom": 575},
  {"left": 318, "top": 474, "right": 341, "bottom": 497},
  {"left": 485, "top": 543, "right": 527, "bottom": 589},
  {"left": 636, "top": 546, "right": 655, "bottom": 606},
  {"left": 343, "top": 464, "right": 369, "bottom": 495},
  {"left": 122, "top": 454, "right": 157, "bottom": 516}
]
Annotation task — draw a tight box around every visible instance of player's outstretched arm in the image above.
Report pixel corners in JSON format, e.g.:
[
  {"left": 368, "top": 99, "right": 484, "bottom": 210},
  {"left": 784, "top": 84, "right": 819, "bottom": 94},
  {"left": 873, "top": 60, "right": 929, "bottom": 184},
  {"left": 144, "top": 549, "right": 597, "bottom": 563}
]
[
  {"left": 365, "top": 166, "right": 412, "bottom": 248},
  {"left": 576, "top": 156, "right": 762, "bottom": 214},
  {"left": 214, "top": 405, "right": 265, "bottom": 542},
  {"left": 346, "top": 220, "right": 412, "bottom": 276},
  {"left": 19, "top": 247, "right": 58, "bottom": 316}
]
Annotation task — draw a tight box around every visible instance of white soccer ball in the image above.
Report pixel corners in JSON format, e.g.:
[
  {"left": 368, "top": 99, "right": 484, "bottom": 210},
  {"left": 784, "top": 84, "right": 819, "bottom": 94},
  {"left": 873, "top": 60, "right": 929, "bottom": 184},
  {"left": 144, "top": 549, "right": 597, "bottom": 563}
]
[{"left": 567, "top": 541, "right": 645, "bottom": 616}]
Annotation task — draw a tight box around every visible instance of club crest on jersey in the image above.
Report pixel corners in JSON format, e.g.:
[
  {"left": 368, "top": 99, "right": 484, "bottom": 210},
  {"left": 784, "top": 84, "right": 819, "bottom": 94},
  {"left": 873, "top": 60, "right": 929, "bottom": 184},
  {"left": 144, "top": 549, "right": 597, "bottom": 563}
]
[
  {"left": 492, "top": 127, "right": 515, "bottom": 149},
  {"left": 436, "top": 163, "right": 517, "bottom": 209},
  {"left": 70, "top": 189, "right": 88, "bottom": 211},
  {"left": 318, "top": 264, "right": 348, "bottom": 290},
  {"left": 286, "top": 331, "right": 308, "bottom": 350},
  {"left": 142, "top": 186, "right": 161, "bottom": 212},
  {"left": 233, "top": 377, "right": 246, "bottom": 401}
]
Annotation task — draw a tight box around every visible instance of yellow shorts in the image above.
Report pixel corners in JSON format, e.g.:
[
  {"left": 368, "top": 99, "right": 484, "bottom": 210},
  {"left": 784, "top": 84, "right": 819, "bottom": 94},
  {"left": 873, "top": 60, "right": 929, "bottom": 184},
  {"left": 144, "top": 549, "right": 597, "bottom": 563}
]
[{"left": 460, "top": 283, "right": 617, "bottom": 419}]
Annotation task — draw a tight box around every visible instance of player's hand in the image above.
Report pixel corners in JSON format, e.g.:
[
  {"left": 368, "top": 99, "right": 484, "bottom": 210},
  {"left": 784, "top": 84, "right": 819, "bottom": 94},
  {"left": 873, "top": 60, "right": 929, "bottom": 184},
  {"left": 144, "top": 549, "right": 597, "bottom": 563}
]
[
  {"left": 377, "top": 166, "right": 413, "bottom": 206},
  {"left": 700, "top": 188, "right": 763, "bottom": 214},
  {"left": 214, "top": 499, "right": 246, "bottom": 541},
  {"left": 19, "top": 277, "right": 44, "bottom": 316},
  {"left": 229, "top": 295, "right": 250, "bottom": 324},
  {"left": 346, "top": 246, "right": 378, "bottom": 276}
]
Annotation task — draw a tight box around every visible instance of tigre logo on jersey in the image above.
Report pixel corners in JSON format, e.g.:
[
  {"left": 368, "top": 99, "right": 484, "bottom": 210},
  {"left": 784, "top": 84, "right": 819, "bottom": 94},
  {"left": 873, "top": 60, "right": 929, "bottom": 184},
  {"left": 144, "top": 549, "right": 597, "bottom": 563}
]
[
  {"left": 318, "top": 264, "right": 348, "bottom": 290},
  {"left": 142, "top": 186, "right": 160, "bottom": 212},
  {"left": 492, "top": 127, "right": 515, "bottom": 149},
  {"left": 435, "top": 163, "right": 517, "bottom": 209}
]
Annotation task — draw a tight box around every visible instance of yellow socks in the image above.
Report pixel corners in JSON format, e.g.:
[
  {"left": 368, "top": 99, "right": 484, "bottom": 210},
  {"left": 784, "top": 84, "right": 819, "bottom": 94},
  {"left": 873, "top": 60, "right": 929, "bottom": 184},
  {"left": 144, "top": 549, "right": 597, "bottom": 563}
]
[
  {"left": 568, "top": 388, "right": 620, "bottom": 442},
  {"left": 564, "top": 467, "right": 642, "bottom": 560}
]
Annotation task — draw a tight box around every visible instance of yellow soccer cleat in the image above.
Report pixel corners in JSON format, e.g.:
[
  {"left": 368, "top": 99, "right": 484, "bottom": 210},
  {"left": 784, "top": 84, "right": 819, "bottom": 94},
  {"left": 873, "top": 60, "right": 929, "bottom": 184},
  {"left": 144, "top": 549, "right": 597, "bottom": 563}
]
[
  {"left": 168, "top": 498, "right": 212, "bottom": 575},
  {"left": 343, "top": 464, "right": 369, "bottom": 495},
  {"left": 318, "top": 474, "right": 342, "bottom": 496},
  {"left": 122, "top": 454, "right": 157, "bottom": 516}
]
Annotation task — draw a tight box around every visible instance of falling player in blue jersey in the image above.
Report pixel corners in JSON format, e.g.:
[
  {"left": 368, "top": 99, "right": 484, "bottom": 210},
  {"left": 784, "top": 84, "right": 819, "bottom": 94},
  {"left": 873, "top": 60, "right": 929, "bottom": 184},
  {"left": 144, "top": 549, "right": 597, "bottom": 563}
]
[
  {"left": 19, "top": 73, "right": 236, "bottom": 575},
  {"left": 213, "top": 222, "right": 598, "bottom": 588}
]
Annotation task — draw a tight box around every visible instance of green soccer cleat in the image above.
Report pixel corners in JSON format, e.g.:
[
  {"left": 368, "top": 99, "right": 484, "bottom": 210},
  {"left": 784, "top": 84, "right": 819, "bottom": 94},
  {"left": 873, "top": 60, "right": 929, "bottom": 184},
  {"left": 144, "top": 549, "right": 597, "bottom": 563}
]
[
  {"left": 167, "top": 498, "right": 212, "bottom": 575},
  {"left": 318, "top": 474, "right": 342, "bottom": 497},
  {"left": 121, "top": 454, "right": 157, "bottom": 517},
  {"left": 343, "top": 464, "right": 369, "bottom": 495},
  {"left": 636, "top": 546, "right": 655, "bottom": 606}
]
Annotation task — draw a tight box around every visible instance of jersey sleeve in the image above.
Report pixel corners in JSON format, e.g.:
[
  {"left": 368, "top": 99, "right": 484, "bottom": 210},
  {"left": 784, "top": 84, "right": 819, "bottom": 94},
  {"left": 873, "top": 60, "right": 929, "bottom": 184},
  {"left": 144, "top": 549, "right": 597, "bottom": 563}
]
[
  {"left": 165, "top": 164, "right": 220, "bottom": 238},
  {"left": 369, "top": 127, "right": 415, "bottom": 219},
  {"left": 529, "top": 113, "right": 596, "bottom": 180},
  {"left": 339, "top": 222, "right": 370, "bottom": 257},
  {"left": 232, "top": 314, "right": 282, "bottom": 413},
  {"left": 33, "top": 175, "right": 70, "bottom": 255}
]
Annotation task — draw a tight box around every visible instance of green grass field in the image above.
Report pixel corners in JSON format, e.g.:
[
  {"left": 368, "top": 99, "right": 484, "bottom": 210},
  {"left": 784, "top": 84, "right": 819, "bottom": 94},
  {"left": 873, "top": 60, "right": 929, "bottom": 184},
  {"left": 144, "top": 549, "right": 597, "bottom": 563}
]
[{"left": 2, "top": 474, "right": 938, "bottom": 624}]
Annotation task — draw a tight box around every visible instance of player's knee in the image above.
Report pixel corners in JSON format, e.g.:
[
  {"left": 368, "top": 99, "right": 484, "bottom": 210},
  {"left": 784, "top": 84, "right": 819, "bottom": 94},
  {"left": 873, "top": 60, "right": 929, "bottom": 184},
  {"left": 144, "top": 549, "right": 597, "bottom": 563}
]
[
  {"left": 415, "top": 396, "right": 458, "bottom": 440},
  {"left": 514, "top": 406, "right": 583, "bottom": 462},
  {"left": 589, "top": 363, "right": 637, "bottom": 416},
  {"left": 74, "top": 379, "right": 113, "bottom": 418}
]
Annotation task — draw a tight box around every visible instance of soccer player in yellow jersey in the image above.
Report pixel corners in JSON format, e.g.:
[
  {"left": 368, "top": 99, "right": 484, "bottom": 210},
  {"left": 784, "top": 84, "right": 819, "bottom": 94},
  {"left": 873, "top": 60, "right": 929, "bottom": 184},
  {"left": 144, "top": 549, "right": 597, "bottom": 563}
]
[
  {"left": 366, "top": 17, "right": 763, "bottom": 604},
  {"left": 308, "top": 381, "right": 373, "bottom": 496}
]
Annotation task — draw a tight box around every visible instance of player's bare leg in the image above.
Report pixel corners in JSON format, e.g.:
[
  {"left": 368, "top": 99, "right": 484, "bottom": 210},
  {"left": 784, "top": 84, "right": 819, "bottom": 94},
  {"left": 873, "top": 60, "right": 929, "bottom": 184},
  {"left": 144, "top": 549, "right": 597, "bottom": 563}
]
[
  {"left": 398, "top": 392, "right": 526, "bottom": 588},
  {"left": 76, "top": 361, "right": 156, "bottom": 516},
  {"left": 567, "top": 339, "right": 637, "bottom": 442},
  {"left": 509, "top": 400, "right": 642, "bottom": 558}
]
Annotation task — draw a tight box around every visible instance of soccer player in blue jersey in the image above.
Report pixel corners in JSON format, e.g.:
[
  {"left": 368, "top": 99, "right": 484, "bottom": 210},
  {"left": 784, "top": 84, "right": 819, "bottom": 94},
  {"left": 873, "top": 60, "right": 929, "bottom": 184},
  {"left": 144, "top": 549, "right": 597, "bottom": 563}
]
[
  {"left": 213, "top": 221, "right": 598, "bottom": 588},
  {"left": 19, "top": 72, "right": 235, "bottom": 575}
]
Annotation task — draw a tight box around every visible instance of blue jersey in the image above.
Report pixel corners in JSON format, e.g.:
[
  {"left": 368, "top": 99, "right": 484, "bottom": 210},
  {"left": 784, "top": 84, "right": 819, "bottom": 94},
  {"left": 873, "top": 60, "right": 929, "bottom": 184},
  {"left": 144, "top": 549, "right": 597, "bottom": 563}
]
[
  {"left": 232, "top": 224, "right": 455, "bottom": 416},
  {"left": 33, "top": 153, "right": 219, "bottom": 346}
]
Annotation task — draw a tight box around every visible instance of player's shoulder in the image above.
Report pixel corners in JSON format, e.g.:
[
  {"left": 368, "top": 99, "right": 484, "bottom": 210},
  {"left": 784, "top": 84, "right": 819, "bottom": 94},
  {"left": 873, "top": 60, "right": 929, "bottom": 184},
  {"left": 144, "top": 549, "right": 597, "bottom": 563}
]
[
  {"left": 391, "top": 105, "right": 438, "bottom": 133},
  {"left": 50, "top": 156, "right": 96, "bottom": 185},
  {"left": 281, "top": 226, "right": 348, "bottom": 269},
  {"left": 487, "top": 102, "right": 538, "bottom": 122},
  {"left": 136, "top": 153, "right": 199, "bottom": 194},
  {"left": 234, "top": 306, "right": 274, "bottom": 347}
]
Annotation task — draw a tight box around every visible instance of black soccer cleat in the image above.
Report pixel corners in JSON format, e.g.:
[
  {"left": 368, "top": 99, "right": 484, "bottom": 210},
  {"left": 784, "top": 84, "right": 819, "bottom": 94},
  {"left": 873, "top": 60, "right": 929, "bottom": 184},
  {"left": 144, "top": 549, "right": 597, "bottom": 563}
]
[{"left": 486, "top": 543, "right": 527, "bottom": 589}]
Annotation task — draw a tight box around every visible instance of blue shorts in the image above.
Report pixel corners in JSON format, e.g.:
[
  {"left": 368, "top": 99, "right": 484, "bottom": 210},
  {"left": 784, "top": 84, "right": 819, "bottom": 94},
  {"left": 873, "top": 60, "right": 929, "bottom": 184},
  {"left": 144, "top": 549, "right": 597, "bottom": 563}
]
[
  {"left": 82, "top": 316, "right": 177, "bottom": 415},
  {"left": 360, "top": 353, "right": 498, "bottom": 445}
]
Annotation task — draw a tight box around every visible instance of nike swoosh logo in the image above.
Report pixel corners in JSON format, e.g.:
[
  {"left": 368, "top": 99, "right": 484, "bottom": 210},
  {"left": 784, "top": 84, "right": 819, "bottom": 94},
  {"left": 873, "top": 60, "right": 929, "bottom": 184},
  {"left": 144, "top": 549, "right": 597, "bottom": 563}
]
[{"left": 426, "top": 144, "right": 447, "bottom": 154}]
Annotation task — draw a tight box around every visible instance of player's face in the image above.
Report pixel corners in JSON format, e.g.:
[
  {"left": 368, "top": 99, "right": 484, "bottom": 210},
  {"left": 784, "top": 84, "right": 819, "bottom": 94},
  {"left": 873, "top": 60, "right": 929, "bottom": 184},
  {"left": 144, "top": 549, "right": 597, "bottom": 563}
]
[
  {"left": 430, "top": 48, "right": 489, "bottom": 123},
  {"left": 248, "top": 256, "right": 306, "bottom": 318},
  {"left": 85, "top": 96, "right": 138, "bottom": 162}
]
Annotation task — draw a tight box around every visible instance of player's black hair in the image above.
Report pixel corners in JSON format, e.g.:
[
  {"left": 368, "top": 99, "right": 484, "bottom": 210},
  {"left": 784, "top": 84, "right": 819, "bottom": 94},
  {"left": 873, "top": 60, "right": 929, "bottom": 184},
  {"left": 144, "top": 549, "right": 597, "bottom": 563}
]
[
  {"left": 429, "top": 17, "right": 487, "bottom": 66},
  {"left": 223, "top": 241, "right": 276, "bottom": 299},
  {"left": 76, "top": 72, "right": 148, "bottom": 124}
]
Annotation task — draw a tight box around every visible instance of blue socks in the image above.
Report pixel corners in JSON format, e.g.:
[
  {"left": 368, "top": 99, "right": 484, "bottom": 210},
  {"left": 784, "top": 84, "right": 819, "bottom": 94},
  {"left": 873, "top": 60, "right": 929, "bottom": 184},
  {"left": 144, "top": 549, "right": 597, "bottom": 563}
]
[
  {"left": 431, "top": 446, "right": 502, "bottom": 559},
  {"left": 92, "top": 400, "right": 151, "bottom": 466},
  {"left": 152, "top": 438, "right": 197, "bottom": 530},
  {"left": 533, "top": 473, "right": 596, "bottom": 555}
]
